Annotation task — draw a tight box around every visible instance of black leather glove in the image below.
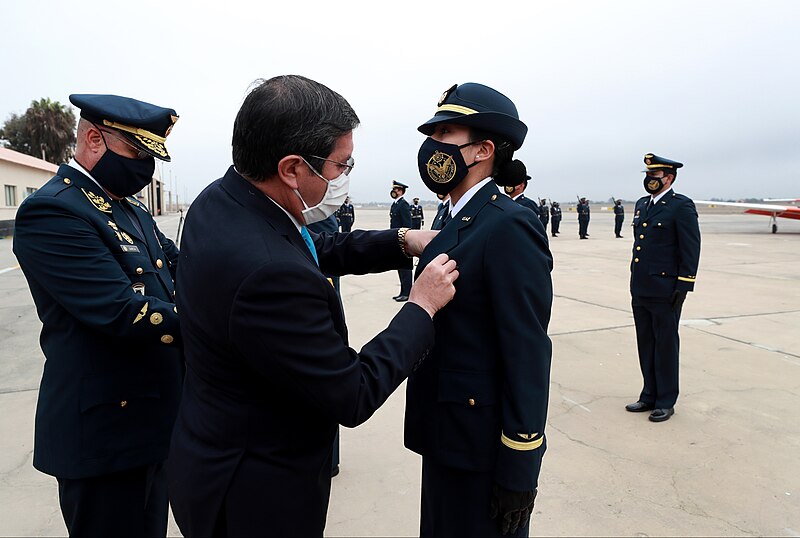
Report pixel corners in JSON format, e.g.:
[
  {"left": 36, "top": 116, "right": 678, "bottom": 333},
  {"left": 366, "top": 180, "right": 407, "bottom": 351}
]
[
  {"left": 670, "top": 289, "right": 687, "bottom": 311},
  {"left": 489, "top": 483, "right": 537, "bottom": 535}
]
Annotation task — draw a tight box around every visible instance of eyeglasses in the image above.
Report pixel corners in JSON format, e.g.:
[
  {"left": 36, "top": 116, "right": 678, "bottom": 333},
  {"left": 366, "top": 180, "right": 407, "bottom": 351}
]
[
  {"left": 305, "top": 154, "right": 355, "bottom": 176},
  {"left": 100, "top": 129, "right": 150, "bottom": 160}
]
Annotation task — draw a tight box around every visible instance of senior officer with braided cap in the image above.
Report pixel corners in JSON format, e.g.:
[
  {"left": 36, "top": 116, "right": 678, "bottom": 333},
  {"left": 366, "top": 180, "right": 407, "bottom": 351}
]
[
  {"left": 13, "top": 95, "right": 181, "bottom": 537},
  {"left": 626, "top": 153, "right": 701, "bottom": 422},
  {"left": 405, "top": 83, "right": 553, "bottom": 537}
]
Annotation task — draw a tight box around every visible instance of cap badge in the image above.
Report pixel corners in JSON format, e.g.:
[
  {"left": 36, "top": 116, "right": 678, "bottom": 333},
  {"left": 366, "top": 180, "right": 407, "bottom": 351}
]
[
  {"left": 426, "top": 150, "right": 457, "bottom": 184},
  {"left": 645, "top": 158, "right": 652, "bottom": 165},
  {"left": 437, "top": 84, "right": 457, "bottom": 107}
]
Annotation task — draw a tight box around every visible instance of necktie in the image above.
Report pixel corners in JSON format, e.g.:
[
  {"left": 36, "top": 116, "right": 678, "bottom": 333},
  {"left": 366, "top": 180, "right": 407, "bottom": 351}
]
[
  {"left": 441, "top": 210, "right": 452, "bottom": 228},
  {"left": 299, "top": 226, "right": 319, "bottom": 266}
]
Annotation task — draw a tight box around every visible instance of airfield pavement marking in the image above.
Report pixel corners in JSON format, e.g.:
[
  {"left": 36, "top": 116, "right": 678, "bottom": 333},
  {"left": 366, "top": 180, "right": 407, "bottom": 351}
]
[
  {"left": 0, "top": 265, "right": 20, "bottom": 274},
  {"left": 561, "top": 397, "right": 592, "bottom": 413}
]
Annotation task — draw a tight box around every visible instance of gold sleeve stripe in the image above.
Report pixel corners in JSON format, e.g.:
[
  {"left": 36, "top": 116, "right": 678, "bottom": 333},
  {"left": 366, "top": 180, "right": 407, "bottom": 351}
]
[
  {"left": 501, "top": 433, "right": 544, "bottom": 451},
  {"left": 437, "top": 104, "right": 478, "bottom": 116},
  {"left": 678, "top": 276, "right": 696, "bottom": 282},
  {"left": 133, "top": 302, "right": 149, "bottom": 324},
  {"left": 102, "top": 119, "right": 167, "bottom": 143}
]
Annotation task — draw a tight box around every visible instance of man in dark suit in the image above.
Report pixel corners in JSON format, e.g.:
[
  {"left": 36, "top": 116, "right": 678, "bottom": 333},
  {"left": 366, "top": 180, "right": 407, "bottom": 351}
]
[
  {"left": 336, "top": 196, "right": 355, "bottom": 232},
  {"left": 626, "top": 153, "right": 701, "bottom": 423},
  {"left": 614, "top": 199, "right": 625, "bottom": 237},
  {"left": 408, "top": 82, "right": 553, "bottom": 537},
  {"left": 550, "top": 201, "right": 561, "bottom": 236},
  {"left": 13, "top": 94, "right": 182, "bottom": 537},
  {"left": 390, "top": 181, "right": 413, "bottom": 301},
  {"left": 167, "top": 75, "right": 458, "bottom": 538},
  {"left": 411, "top": 197, "right": 425, "bottom": 229}
]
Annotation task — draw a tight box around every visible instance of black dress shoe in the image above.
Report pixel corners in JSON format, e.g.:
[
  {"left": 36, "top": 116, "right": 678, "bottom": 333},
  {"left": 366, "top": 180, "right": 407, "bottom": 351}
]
[
  {"left": 394, "top": 295, "right": 409, "bottom": 302},
  {"left": 625, "top": 401, "right": 654, "bottom": 412},
  {"left": 331, "top": 465, "right": 340, "bottom": 478},
  {"left": 649, "top": 408, "right": 675, "bottom": 422}
]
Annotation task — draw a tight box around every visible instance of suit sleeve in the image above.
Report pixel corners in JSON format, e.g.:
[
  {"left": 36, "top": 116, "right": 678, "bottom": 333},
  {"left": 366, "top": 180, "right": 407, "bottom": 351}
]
[
  {"left": 13, "top": 196, "right": 180, "bottom": 346},
  {"left": 311, "top": 228, "right": 412, "bottom": 275},
  {"left": 484, "top": 211, "right": 553, "bottom": 492},
  {"left": 675, "top": 199, "right": 701, "bottom": 292},
  {"left": 229, "top": 261, "right": 433, "bottom": 427}
]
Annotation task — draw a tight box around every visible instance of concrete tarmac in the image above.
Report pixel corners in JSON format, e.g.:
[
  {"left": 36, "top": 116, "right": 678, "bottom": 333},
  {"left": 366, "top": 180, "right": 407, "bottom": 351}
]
[{"left": 1, "top": 204, "right": 798, "bottom": 536}]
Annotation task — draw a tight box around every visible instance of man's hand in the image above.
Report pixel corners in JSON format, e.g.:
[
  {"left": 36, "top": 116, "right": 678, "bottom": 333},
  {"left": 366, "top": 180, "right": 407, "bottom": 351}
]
[
  {"left": 489, "top": 484, "right": 537, "bottom": 535},
  {"left": 670, "top": 290, "right": 687, "bottom": 311},
  {"left": 404, "top": 230, "right": 438, "bottom": 257},
  {"left": 408, "top": 253, "right": 458, "bottom": 318}
]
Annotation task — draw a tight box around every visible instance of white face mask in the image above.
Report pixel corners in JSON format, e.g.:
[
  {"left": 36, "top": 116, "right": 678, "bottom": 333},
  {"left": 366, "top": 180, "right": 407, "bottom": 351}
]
[{"left": 294, "top": 159, "right": 350, "bottom": 225}]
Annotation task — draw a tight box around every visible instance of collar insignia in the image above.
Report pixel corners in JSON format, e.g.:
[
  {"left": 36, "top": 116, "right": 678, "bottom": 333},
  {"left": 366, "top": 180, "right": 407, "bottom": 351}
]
[{"left": 82, "top": 188, "right": 112, "bottom": 213}]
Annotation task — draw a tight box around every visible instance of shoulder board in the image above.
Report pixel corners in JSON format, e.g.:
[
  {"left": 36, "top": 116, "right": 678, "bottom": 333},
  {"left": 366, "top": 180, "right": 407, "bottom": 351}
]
[
  {"left": 37, "top": 175, "right": 73, "bottom": 197},
  {"left": 126, "top": 197, "right": 151, "bottom": 213}
]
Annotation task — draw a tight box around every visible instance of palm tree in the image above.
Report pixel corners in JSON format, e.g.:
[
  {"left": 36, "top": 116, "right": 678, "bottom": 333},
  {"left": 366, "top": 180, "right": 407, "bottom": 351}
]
[{"left": 0, "top": 98, "right": 77, "bottom": 164}]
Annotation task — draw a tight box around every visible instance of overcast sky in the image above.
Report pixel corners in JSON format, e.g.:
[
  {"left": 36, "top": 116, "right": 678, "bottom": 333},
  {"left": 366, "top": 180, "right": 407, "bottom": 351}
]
[{"left": 4, "top": 0, "right": 799, "bottom": 204}]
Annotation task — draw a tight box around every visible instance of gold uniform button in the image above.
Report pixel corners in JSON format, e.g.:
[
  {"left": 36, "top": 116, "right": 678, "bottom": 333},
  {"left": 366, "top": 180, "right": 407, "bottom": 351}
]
[
  {"left": 136, "top": 267, "right": 144, "bottom": 275},
  {"left": 639, "top": 234, "right": 645, "bottom": 239},
  {"left": 156, "top": 259, "right": 164, "bottom": 269},
  {"left": 643, "top": 223, "right": 648, "bottom": 227},
  {"left": 491, "top": 194, "right": 497, "bottom": 201},
  {"left": 161, "top": 334, "right": 174, "bottom": 344},
  {"left": 150, "top": 312, "right": 163, "bottom": 325},
  {"left": 636, "top": 246, "right": 641, "bottom": 251},
  {"left": 661, "top": 272, "right": 666, "bottom": 276},
  {"left": 63, "top": 178, "right": 71, "bottom": 184},
  {"left": 657, "top": 222, "right": 662, "bottom": 226},
  {"left": 173, "top": 306, "right": 178, "bottom": 313},
  {"left": 120, "top": 400, "right": 128, "bottom": 408},
  {"left": 468, "top": 398, "right": 476, "bottom": 407},
  {"left": 634, "top": 258, "right": 640, "bottom": 263}
]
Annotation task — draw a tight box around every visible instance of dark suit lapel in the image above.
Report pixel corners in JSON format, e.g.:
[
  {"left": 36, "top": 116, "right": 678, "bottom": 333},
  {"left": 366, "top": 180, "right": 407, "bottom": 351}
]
[{"left": 220, "top": 166, "right": 318, "bottom": 267}]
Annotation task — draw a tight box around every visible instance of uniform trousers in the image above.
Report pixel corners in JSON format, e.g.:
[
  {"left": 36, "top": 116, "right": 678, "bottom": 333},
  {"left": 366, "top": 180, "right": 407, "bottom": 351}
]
[
  {"left": 420, "top": 457, "right": 530, "bottom": 538},
  {"left": 551, "top": 218, "right": 560, "bottom": 235},
  {"left": 341, "top": 223, "right": 352, "bottom": 233},
  {"left": 632, "top": 295, "right": 682, "bottom": 409},
  {"left": 57, "top": 461, "right": 168, "bottom": 538},
  {"left": 615, "top": 216, "right": 624, "bottom": 236},
  {"left": 398, "top": 269, "right": 412, "bottom": 296}
]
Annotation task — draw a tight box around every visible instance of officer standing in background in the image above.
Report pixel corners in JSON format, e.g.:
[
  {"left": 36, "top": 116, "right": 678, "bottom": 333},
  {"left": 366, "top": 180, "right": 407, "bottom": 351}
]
[
  {"left": 13, "top": 95, "right": 182, "bottom": 537},
  {"left": 411, "top": 196, "right": 425, "bottom": 229},
  {"left": 390, "top": 181, "right": 413, "bottom": 301},
  {"left": 337, "top": 196, "right": 355, "bottom": 232},
  {"left": 550, "top": 201, "right": 561, "bottom": 237},
  {"left": 432, "top": 193, "right": 451, "bottom": 230},
  {"left": 578, "top": 197, "right": 590, "bottom": 239},
  {"left": 500, "top": 161, "right": 538, "bottom": 213},
  {"left": 538, "top": 198, "right": 549, "bottom": 234},
  {"left": 614, "top": 199, "right": 625, "bottom": 238},
  {"left": 626, "top": 153, "right": 701, "bottom": 423},
  {"left": 407, "top": 82, "right": 552, "bottom": 537}
]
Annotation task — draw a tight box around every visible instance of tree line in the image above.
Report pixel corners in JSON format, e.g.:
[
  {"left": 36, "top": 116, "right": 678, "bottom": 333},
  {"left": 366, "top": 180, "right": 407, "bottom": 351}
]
[{"left": 0, "top": 98, "right": 77, "bottom": 164}]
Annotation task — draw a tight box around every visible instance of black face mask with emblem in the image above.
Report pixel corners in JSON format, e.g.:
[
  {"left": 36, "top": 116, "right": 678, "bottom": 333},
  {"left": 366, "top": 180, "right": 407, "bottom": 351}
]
[
  {"left": 643, "top": 175, "right": 665, "bottom": 195},
  {"left": 92, "top": 141, "right": 155, "bottom": 198},
  {"left": 503, "top": 185, "right": 516, "bottom": 195},
  {"left": 417, "top": 137, "right": 479, "bottom": 195}
]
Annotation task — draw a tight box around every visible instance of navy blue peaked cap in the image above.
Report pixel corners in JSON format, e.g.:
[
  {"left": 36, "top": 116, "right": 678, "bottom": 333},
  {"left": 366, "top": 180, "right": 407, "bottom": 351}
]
[
  {"left": 643, "top": 153, "right": 683, "bottom": 172},
  {"left": 392, "top": 180, "right": 408, "bottom": 190},
  {"left": 418, "top": 83, "right": 528, "bottom": 150},
  {"left": 69, "top": 94, "right": 179, "bottom": 161}
]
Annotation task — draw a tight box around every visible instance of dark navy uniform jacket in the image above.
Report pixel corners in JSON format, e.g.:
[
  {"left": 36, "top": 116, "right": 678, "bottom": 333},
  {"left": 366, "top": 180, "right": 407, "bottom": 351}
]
[
  {"left": 390, "top": 196, "right": 412, "bottom": 228},
  {"left": 515, "top": 194, "right": 539, "bottom": 215},
  {"left": 550, "top": 206, "right": 562, "bottom": 219},
  {"left": 614, "top": 204, "right": 625, "bottom": 218},
  {"left": 406, "top": 182, "right": 553, "bottom": 492},
  {"left": 13, "top": 164, "right": 182, "bottom": 479},
  {"left": 630, "top": 189, "right": 701, "bottom": 297},
  {"left": 168, "top": 167, "right": 431, "bottom": 537}
]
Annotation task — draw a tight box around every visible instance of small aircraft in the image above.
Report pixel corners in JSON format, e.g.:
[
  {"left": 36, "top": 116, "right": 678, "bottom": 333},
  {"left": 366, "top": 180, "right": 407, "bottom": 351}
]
[{"left": 695, "top": 199, "right": 800, "bottom": 233}]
